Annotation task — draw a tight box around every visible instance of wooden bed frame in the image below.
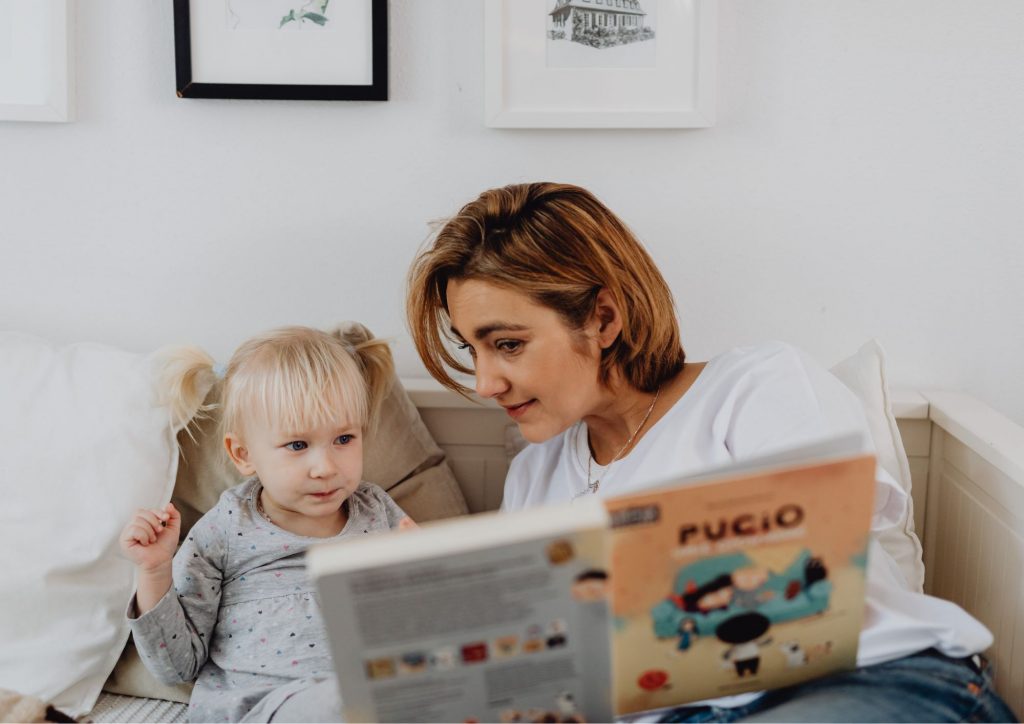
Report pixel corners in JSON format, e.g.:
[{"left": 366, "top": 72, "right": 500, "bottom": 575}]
[{"left": 403, "top": 379, "right": 1024, "bottom": 715}]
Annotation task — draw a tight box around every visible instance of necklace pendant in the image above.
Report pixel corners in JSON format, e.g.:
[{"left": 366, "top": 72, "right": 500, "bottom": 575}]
[{"left": 589, "top": 480, "right": 600, "bottom": 493}]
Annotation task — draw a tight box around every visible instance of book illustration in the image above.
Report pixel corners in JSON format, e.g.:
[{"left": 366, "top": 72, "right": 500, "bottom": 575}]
[{"left": 651, "top": 548, "right": 832, "bottom": 647}]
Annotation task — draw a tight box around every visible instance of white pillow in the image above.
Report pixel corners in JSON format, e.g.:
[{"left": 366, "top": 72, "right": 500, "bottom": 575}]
[
  {"left": 830, "top": 338, "right": 925, "bottom": 592},
  {"left": 0, "top": 333, "right": 202, "bottom": 717}
]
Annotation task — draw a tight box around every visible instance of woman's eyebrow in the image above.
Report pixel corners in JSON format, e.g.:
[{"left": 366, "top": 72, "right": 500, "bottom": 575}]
[{"left": 453, "top": 323, "right": 529, "bottom": 341}]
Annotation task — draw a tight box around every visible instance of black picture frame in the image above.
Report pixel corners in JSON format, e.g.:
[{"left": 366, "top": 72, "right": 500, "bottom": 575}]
[{"left": 173, "top": 0, "right": 388, "bottom": 101}]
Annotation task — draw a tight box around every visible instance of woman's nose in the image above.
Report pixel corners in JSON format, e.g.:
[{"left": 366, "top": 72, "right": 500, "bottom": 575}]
[{"left": 474, "top": 355, "right": 509, "bottom": 399}]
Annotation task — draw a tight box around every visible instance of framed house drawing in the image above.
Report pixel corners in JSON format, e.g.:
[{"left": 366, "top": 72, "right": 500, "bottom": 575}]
[
  {"left": 173, "top": 0, "right": 387, "bottom": 101},
  {"left": 0, "top": 0, "right": 74, "bottom": 122},
  {"left": 485, "top": 0, "right": 716, "bottom": 128}
]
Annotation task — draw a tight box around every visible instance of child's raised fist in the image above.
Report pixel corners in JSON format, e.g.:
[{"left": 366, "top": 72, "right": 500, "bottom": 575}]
[{"left": 119, "top": 502, "right": 181, "bottom": 572}]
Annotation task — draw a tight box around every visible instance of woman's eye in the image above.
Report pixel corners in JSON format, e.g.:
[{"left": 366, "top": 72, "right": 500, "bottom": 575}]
[
  {"left": 496, "top": 339, "right": 522, "bottom": 354},
  {"left": 335, "top": 434, "right": 354, "bottom": 445},
  {"left": 285, "top": 441, "right": 308, "bottom": 451},
  {"left": 457, "top": 342, "right": 477, "bottom": 358}
]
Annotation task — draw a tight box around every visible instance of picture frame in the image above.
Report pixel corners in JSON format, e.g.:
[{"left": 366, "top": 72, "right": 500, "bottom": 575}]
[
  {"left": 173, "top": 0, "right": 388, "bottom": 101},
  {"left": 485, "top": 0, "right": 716, "bottom": 128},
  {"left": 0, "top": 0, "right": 74, "bottom": 122}
]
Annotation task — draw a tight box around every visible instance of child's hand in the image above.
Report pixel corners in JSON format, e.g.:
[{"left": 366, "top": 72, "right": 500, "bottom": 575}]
[
  {"left": 119, "top": 502, "right": 181, "bottom": 572},
  {"left": 398, "top": 516, "right": 418, "bottom": 531}
]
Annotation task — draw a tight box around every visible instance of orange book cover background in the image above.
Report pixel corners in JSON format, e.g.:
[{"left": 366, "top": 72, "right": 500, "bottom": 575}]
[{"left": 604, "top": 455, "right": 876, "bottom": 715}]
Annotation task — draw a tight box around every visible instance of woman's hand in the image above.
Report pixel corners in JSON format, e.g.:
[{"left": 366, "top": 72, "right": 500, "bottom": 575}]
[{"left": 119, "top": 502, "right": 181, "bottom": 573}]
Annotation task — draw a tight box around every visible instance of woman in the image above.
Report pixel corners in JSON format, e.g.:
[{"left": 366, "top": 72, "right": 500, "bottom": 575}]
[{"left": 406, "top": 182, "right": 1016, "bottom": 722}]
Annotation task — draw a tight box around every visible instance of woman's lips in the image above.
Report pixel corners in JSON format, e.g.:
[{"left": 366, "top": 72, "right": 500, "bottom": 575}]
[{"left": 504, "top": 400, "right": 535, "bottom": 420}]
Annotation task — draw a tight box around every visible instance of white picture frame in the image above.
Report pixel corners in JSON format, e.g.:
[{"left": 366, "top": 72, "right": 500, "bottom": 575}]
[
  {"left": 0, "top": 0, "right": 74, "bottom": 122},
  {"left": 485, "top": 0, "right": 716, "bottom": 129}
]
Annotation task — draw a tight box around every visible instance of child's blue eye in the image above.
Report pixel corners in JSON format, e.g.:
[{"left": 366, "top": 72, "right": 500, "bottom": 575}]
[
  {"left": 285, "top": 441, "right": 308, "bottom": 451},
  {"left": 335, "top": 434, "right": 354, "bottom": 445}
]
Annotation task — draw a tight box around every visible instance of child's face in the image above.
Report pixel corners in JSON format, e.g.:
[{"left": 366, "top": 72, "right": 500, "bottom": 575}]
[{"left": 226, "top": 417, "right": 363, "bottom": 526}]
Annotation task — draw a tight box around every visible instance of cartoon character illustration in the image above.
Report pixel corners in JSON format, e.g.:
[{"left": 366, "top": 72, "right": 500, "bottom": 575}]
[
  {"left": 554, "top": 691, "right": 585, "bottom": 723},
  {"left": 676, "top": 617, "right": 697, "bottom": 652},
  {"left": 779, "top": 640, "right": 807, "bottom": 667},
  {"left": 570, "top": 569, "right": 608, "bottom": 602},
  {"left": 716, "top": 612, "right": 773, "bottom": 678},
  {"left": 691, "top": 575, "right": 734, "bottom": 613},
  {"left": 730, "top": 566, "right": 775, "bottom": 609},
  {"left": 546, "top": 618, "right": 568, "bottom": 648},
  {"left": 779, "top": 639, "right": 833, "bottom": 667}
]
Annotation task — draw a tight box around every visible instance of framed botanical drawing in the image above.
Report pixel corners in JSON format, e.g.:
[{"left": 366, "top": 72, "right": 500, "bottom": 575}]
[
  {"left": 0, "top": 0, "right": 74, "bottom": 122},
  {"left": 173, "top": 0, "right": 388, "bottom": 101},
  {"left": 485, "top": 0, "right": 716, "bottom": 128}
]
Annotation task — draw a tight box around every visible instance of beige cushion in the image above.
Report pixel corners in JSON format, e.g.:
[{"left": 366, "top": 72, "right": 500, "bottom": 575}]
[
  {"left": 102, "top": 638, "right": 192, "bottom": 704},
  {"left": 106, "top": 322, "right": 468, "bottom": 702}
]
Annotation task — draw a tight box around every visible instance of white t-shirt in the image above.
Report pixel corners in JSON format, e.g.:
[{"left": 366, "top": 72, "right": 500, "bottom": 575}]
[{"left": 503, "top": 342, "right": 992, "bottom": 698}]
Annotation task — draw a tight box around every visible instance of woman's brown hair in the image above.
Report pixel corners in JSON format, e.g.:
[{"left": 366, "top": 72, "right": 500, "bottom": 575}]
[{"left": 406, "top": 182, "right": 685, "bottom": 394}]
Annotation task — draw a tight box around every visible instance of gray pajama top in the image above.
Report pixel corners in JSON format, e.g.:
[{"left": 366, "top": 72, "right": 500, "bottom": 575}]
[{"left": 128, "top": 477, "right": 407, "bottom": 722}]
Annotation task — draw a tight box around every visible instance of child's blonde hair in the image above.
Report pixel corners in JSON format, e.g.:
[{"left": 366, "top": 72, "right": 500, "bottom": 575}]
[{"left": 219, "top": 326, "right": 394, "bottom": 440}]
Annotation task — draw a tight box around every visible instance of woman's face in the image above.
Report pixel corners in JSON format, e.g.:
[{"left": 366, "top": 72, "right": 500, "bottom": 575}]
[{"left": 446, "top": 278, "right": 604, "bottom": 443}]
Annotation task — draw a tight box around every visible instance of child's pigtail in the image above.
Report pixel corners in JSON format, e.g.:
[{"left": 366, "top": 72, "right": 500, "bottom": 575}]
[
  {"left": 331, "top": 322, "right": 396, "bottom": 433},
  {"left": 152, "top": 345, "right": 218, "bottom": 436},
  {"left": 352, "top": 337, "right": 395, "bottom": 433}
]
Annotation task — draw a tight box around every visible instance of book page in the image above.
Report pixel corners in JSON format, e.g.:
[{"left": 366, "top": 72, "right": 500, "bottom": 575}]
[{"left": 316, "top": 525, "right": 613, "bottom": 722}]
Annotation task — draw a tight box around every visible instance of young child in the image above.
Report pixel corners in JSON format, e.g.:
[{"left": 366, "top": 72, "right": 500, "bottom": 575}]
[{"left": 119, "top": 326, "right": 414, "bottom": 722}]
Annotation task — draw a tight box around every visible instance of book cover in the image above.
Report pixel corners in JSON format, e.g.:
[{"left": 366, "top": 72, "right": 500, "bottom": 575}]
[{"left": 603, "top": 455, "right": 876, "bottom": 715}]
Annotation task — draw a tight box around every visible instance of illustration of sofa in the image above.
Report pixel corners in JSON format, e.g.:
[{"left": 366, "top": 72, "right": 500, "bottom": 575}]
[{"left": 650, "top": 549, "right": 832, "bottom": 639}]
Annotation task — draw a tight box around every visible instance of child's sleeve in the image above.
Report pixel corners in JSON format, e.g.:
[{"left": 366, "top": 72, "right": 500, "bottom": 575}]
[
  {"left": 127, "top": 504, "right": 228, "bottom": 685},
  {"left": 369, "top": 484, "right": 412, "bottom": 529}
]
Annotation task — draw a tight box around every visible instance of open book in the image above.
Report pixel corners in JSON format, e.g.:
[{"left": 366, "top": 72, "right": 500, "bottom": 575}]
[{"left": 307, "top": 436, "right": 876, "bottom": 722}]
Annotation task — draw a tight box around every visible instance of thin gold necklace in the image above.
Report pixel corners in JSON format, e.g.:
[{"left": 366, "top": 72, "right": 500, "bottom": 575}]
[
  {"left": 256, "top": 489, "right": 273, "bottom": 523},
  {"left": 575, "top": 386, "right": 661, "bottom": 500}
]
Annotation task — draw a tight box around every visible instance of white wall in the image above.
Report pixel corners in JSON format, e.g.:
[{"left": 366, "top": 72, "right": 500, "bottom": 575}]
[{"left": 2, "top": 0, "right": 1022, "bottom": 425}]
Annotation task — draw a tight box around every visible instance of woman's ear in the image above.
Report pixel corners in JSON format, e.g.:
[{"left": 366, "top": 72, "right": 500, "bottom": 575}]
[
  {"left": 224, "top": 433, "right": 256, "bottom": 476},
  {"left": 592, "top": 288, "right": 623, "bottom": 350}
]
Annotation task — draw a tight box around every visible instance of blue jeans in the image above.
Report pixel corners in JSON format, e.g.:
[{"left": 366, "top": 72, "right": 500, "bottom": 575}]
[{"left": 658, "top": 649, "right": 1018, "bottom": 723}]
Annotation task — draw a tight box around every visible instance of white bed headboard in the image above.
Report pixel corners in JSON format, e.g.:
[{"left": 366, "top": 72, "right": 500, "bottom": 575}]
[{"left": 402, "top": 378, "right": 1024, "bottom": 713}]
